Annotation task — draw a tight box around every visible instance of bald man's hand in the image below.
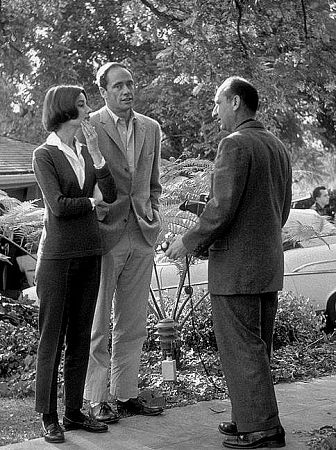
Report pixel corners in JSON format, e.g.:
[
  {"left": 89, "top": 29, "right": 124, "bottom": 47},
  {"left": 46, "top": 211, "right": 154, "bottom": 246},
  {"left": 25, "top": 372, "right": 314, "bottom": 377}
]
[{"left": 165, "top": 235, "right": 188, "bottom": 260}]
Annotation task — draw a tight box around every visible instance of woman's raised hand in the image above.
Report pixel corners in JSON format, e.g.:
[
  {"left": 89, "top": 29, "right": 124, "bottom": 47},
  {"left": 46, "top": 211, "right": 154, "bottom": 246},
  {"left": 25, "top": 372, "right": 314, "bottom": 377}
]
[{"left": 81, "top": 120, "right": 103, "bottom": 166}]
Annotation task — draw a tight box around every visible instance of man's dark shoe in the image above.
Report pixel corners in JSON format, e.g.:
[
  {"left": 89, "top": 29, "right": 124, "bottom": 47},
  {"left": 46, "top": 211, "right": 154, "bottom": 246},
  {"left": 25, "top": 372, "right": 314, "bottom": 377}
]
[
  {"left": 89, "top": 402, "right": 120, "bottom": 424},
  {"left": 222, "top": 426, "right": 285, "bottom": 448},
  {"left": 42, "top": 421, "right": 65, "bottom": 443},
  {"left": 219, "top": 421, "right": 238, "bottom": 436},
  {"left": 117, "top": 397, "right": 164, "bottom": 416},
  {"left": 63, "top": 414, "right": 108, "bottom": 433}
]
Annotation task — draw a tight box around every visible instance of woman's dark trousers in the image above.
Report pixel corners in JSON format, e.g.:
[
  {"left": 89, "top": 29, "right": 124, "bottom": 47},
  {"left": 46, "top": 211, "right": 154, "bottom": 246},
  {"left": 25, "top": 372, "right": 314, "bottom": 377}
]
[{"left": 35, "top": 256, "right": 101, "bottom": 413}]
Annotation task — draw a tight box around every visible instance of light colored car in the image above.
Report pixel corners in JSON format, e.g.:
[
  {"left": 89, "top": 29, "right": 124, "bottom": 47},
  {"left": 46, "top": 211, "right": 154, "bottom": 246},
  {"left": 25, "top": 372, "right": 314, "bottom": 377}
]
[
  {"left": 151, "top": 257, "right": 208, "bottom": 293},
  {"left": 152, "top": 209, "right": 336, "bottom": 327},
  {"left": 24, "top": 209, "right": 336, "bottom": 331},
  {"left": 282, "top": 209, "right": 336, "bottom": 329}
]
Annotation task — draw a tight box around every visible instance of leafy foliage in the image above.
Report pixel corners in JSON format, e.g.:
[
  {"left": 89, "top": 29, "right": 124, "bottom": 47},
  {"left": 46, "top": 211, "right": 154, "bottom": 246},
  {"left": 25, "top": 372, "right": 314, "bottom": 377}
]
[
  {"left": 1, "top": 275, "right": 336, "bottom": 446},
  {"left": 142, "top": 289, "right": 336, "bottom": 405},
  {"left": 158, "top": 157, "right": 212, "bottom": 242},
  {"left": 273, "top": 291, "right": 322, "bottom": 350},
  {"left": 1, "top": 285, "right": 334, "bottom": 400},
  {"left": 1, "top": 0, "right": 335, "bottom": 180},
  {"left": 0, "top": 295, "right": 38, "bottom": 396},
  {"left": 0, "top": 191, "right": 43, "bottom": 262}
]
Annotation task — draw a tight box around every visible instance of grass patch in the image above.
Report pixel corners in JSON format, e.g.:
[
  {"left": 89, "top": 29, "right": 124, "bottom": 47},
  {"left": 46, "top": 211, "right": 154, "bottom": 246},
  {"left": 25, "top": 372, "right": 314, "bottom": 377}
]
[{"left": 0, "top": 398, "right": 42, "bottom": 446}]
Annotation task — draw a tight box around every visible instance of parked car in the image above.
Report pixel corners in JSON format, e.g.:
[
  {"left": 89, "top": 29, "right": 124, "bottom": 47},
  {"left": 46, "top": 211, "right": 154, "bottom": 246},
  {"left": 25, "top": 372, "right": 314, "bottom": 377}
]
[
  {"left": 291, "top": 195, "right": 314, "bottom": 210},
  {"left": 282, "top": 209, "right": 336, "bottom": 331},
  {"left": 23, "top": 208, "right": 336, "bottom": 331},
  {"left": 152, "top": 208, "right": 336, "bottom": 330},
  {"left": 151, "top": 257, "right": 208, "bottom": 293}
]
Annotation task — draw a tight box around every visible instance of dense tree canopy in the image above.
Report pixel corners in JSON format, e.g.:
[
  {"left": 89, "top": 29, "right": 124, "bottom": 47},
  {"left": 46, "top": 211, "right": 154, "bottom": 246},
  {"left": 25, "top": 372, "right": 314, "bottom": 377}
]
[{"left": 0, "top": 0, "right": 335, "bottom": 183}]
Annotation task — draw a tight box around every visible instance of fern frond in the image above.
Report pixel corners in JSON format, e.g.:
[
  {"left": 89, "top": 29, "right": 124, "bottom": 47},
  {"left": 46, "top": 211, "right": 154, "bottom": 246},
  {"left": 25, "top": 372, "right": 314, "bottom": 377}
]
[
  {"left": 0, "top": 201, "right": 43, "bottom": 231},
  {"left": 163, "top": 212, "right": 199, "bottom": 236},
  {"left": 161, "top": 158, "right": 213, "bottom": 179},
  {"left": 283, "top": 219, "right": 336, "bottom": 247},
  {"left": 0, "top": 195, "right": 43, "bottom": 254},
  {"left": 0, "top": 190, "right": 21, "bottom": 212},
  {"left": 160, "top": 197, "right": 183, "bottom": 210},
  {"left": 161, "top": 158, "right": 213, "bottom": 184}
]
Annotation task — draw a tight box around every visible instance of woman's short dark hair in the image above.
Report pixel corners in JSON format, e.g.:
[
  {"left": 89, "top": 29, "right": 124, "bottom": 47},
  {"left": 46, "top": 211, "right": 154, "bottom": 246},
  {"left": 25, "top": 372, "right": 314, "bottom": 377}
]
[
  {"left": 96, "top": 62, "right": 132, "bottom": 90},
  {"left": 225, "top": 76, "right": 259, "bottom": 113},
  {"left": 42, "top": 85, "right": 87, "bottom": 132}
]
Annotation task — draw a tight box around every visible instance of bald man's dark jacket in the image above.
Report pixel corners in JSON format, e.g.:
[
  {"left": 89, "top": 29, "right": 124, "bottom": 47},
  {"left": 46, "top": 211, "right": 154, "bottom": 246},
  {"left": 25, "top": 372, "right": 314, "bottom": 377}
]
[{"left": 183, "top": 120, "right": 292, "bottom": 295}]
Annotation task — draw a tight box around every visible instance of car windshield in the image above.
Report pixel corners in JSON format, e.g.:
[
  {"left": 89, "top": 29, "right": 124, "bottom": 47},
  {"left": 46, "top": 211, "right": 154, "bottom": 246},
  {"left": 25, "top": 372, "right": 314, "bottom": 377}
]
[
  {"left": 299, "top": 234, "right": 336, "bottom": 248},
  {"left": 283, "top": 209, "right": 336, "bottom": 250}
]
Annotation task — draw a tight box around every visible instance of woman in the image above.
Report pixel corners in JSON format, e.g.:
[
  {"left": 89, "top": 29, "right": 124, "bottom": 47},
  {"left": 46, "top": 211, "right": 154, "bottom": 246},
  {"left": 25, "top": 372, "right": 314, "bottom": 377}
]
[{"left": 33, "top": 85, "right": 117, "bottom": 443}]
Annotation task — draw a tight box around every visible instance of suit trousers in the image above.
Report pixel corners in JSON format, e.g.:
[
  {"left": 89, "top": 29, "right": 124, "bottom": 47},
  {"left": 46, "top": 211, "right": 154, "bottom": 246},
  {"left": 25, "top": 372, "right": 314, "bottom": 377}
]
[
  {"left": 211, "top": 292, "right": 281, "bottom": 433},
  {"left": 35, "top": 256, "right": 101, "bottom": 413},
  {"left": 84, "top": 212, "right": 154, "bottom": 402}
]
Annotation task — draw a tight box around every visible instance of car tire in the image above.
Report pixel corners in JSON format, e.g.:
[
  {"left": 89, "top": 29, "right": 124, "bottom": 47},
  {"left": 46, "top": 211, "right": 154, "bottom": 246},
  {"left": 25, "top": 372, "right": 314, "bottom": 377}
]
[{"left": 324, "top": 294, "right": 336, "bottom": 333}]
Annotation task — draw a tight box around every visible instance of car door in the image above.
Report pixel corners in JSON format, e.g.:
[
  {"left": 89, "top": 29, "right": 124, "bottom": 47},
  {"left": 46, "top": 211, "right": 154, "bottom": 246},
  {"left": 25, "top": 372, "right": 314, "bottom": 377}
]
[{"left": 283, "top": 243, "right": 336, "bottom": 311}]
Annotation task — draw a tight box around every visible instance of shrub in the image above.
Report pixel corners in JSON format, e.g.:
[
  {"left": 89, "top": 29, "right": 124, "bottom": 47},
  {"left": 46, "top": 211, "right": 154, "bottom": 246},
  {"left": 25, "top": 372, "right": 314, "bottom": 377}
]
[
  {"left": 0, "top": 295, "right": 39, "bottom": 396},
  {"left": 0, "top": 320, "right": 38, "bottom": 396},
  {"left": 146, "top": 289, "right": 324, "bottom": 357},
  {"left": 144, "top": 289, "right": 216, "bottom": 355},
  {"left": 0, "top": 288, "right": 326, "bottom": 398},
  {"left": 179, "top": 294, "right": 217, "bottom": 352},
  {"left": 274, "top": 291, "right": 322, "bottom": 350}
]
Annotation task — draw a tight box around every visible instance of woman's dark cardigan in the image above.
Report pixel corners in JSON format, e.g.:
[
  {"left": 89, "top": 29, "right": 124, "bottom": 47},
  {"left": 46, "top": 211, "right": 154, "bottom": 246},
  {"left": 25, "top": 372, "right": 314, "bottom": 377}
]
[{"left": 33, "top": 143, "right": 116, "bottom": 259}]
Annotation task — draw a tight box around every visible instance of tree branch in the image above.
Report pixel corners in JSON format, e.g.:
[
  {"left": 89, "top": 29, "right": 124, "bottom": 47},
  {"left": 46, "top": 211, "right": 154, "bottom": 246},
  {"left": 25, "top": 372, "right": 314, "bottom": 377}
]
[
  {"left": 139, "top": 0, "right": 184, "bottom": 23},
  {"left": 138, "top": 0, "right": 192, "bottom": 39},
  {"left": 300, "top": 0, "right": 308, "bottom": 40},
  {"left": 234, "top": 0, "right": 249, "bottom": 57}
]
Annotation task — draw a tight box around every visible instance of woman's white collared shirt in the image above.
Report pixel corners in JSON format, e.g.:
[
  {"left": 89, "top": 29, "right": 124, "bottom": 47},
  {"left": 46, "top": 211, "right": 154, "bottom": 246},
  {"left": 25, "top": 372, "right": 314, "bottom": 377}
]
[{"left": 46, "top": 132, "right": 85, "bottom": 189}]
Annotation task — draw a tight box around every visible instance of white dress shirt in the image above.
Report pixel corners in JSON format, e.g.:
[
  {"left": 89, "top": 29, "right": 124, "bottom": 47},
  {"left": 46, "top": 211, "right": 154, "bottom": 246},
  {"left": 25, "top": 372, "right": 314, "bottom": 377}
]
[
  {"left": 47, "top": 132, "right": 86, "bottom": 189},
  {"left": 106, "top": 107, "right": 136, "bottom": 173}
]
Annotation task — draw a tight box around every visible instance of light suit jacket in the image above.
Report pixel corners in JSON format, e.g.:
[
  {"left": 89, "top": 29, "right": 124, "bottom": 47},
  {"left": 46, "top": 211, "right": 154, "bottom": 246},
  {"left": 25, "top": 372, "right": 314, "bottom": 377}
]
[
  {"left": 87, "top": 106, "right": 162, "bottom": 254},
  {"left": 183, "top": 120, "right": 292, "bottom": 296}
]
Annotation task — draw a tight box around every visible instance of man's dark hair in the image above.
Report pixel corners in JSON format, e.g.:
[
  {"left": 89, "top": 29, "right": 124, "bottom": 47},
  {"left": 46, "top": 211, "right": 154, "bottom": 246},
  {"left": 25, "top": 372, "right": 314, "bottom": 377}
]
[
  {"left": 42, "top": 85, "right": 87, "bottom": 132},
  {"left": 96, "top": 62, "right": 132, "bottom": 90},
  {"left": 225, "top": 76, "right": 259, "bottom": 113},
  {"left": 312, "top": 186, "right": 327, "bottom": 200}
]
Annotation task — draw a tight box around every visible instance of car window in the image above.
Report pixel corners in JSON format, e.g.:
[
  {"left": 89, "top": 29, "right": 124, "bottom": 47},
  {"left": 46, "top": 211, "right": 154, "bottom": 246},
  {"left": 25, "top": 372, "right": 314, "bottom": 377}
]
[
  {"left": 299, "top": 235, "right": 336, "bottom": 248},
  {"left": 283, "top": 209, "right": 336, "bottom": 250}
]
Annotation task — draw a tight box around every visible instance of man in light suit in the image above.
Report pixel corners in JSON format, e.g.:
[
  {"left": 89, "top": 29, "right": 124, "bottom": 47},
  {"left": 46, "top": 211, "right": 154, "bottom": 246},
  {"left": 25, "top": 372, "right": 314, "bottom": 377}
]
[
  {"left": 167, "top": 76, "right": 292, "bottom": 448},
  {"left": 83, "top": 62, "right": 164, "bottom": 422}
]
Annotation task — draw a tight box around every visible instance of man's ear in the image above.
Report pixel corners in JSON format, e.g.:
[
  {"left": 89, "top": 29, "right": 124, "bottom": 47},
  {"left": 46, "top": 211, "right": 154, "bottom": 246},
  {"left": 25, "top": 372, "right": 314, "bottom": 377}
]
[
  {"left": 99, "top": 86, "right": 106, "bottom": 99},
  {"left": 232, "top": 95, "right": 241, "bottom": 111}
]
